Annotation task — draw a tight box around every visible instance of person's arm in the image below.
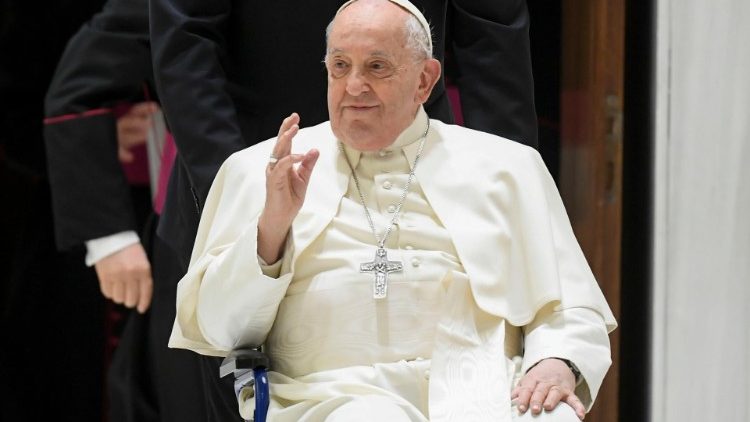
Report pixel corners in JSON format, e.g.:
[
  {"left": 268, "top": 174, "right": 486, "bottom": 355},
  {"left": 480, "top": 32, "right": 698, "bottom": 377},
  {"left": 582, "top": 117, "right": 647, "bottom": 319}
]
[
  {"left": 513, "top": 306, "right": 611, "bottom": 419},
  {"left": 168, "top": 150, "right": 292, "bottom": 355},
  {"left": 44, "top": 0, "right": 156, "bottom": 312},
  {"left": 170, "top": 115, "right": 318, "bottom": 355},
  {"left": 505, "top": 147, "right": 615, "bottom": 419},
  {"left": 44, "top": 0, "right": 153, "bottom": 249},
  {"left": 148, "top": 0, "right": 247, "bottom": 215},
  {"left": 449, "top": 0, "right": 538, "bottom": 147}
]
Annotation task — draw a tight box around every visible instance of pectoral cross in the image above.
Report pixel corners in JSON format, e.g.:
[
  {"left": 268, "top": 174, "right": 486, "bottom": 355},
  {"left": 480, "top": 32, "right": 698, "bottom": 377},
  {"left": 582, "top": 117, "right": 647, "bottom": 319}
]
[{"left": 360, "top": 247, "right": 402, "bottom": 299}]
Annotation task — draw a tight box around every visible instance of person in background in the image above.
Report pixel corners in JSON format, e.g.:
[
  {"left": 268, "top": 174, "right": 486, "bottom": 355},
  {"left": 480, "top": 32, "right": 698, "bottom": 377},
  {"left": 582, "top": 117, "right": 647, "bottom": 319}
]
[{"left": 42, "top": 0, "right": 205, "bottom": 420}]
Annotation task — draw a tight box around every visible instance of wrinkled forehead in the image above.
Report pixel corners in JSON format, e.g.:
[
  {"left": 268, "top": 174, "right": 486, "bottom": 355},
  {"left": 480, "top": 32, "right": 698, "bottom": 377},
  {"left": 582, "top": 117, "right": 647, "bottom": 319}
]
[{"left": 334, "top": 0, "right": 432, "bottom": 53}]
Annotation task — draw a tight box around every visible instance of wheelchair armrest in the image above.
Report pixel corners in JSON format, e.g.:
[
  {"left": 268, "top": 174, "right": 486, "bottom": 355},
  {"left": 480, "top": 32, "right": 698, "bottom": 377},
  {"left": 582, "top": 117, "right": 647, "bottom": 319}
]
[
  {"left": 220, "top": 348, "right": 271, "bottom": 422},
  {"left": 219, "top": 348, "right": 271, "bottom": 378}
]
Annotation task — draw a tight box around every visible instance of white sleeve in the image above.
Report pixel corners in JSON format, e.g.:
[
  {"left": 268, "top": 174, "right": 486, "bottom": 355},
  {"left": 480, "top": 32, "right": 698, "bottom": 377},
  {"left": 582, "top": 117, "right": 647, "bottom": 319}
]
[
  {"left": 168, "top": 151, "right": 294, "bottom": 357},
  {"left": 194, "top": 222, "right": 294, "bottom": 352},
  {"left": 84, "top": 231, "right": 140, "bottom": 266},
  {"left": 521, "top": 305, "right": 612, "bottom": 411}
]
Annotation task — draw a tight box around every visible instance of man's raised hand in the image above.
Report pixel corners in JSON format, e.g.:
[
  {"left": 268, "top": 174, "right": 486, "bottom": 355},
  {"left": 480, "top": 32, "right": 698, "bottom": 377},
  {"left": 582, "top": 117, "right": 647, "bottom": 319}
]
[{"left": 257, "top": 113, "right": 319, "bottom": 264}]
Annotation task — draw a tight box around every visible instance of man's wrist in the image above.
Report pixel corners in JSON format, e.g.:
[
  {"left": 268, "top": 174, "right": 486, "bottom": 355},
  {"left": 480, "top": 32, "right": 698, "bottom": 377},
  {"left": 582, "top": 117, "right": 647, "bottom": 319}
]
[
  {"left": 527, "top": 357, "right": 582, "bottom": 384},
  {"left": 553, "top": 358, "right": 582, "bottom": 384},
  {"left": 257, "top": 214, "right": 292, "bottom": 265}
]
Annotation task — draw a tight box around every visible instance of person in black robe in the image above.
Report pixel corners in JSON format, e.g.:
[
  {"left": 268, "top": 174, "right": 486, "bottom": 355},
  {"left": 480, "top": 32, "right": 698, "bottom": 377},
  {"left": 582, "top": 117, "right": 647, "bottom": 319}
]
[
  {"left": 149, "top": 0, "right": 538, "bottom": 419},
  {"left": 42, "top": 0, "right": 206, "bottom": 421}
]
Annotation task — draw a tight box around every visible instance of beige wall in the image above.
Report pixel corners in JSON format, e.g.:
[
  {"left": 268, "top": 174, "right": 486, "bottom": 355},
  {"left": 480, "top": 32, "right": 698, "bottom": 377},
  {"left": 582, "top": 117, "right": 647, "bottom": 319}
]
[{"left": 653, "top": 0, "right": 750, "bottom": 420}]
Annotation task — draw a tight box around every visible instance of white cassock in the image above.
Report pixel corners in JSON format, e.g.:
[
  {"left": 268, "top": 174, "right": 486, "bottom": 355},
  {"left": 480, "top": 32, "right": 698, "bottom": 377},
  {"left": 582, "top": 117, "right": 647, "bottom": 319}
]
[{"left": 169, "top": 107, "right": 617, "bottom": 421}]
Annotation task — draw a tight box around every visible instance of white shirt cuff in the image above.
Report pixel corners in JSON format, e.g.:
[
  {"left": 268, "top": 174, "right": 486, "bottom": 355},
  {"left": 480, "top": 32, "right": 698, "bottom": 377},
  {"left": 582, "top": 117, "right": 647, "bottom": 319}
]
[{"left": 85, "top": 231, "right": 140, "bottom": 266}]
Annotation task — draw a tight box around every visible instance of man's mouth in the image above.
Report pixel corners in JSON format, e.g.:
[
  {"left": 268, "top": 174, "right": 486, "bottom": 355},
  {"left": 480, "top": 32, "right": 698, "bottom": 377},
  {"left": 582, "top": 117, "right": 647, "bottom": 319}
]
[{"left": 345, "top": 105, "right": 377, "bottom": 111}]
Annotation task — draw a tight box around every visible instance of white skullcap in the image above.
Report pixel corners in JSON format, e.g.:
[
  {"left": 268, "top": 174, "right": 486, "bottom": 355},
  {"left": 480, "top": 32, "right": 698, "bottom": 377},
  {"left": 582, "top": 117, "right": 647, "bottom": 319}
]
[{"left": 335, "top": 0, "right": 433, "bottom": 54}]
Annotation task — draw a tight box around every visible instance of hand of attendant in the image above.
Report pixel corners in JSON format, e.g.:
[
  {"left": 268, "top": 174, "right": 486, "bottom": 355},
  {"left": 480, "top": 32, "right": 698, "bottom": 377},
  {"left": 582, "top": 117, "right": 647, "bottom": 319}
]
[
  {"left": 257, "top": 113, "right": 320, "bottom": 265},
  {"left": 511, "top": 358, "right": 586, "bottom": 420},
  {"left": 94, "top": 243, "right": 154, "bottom": 313},
  {"left": 116, "top": 101, "right": 159, "bottom": 163}
]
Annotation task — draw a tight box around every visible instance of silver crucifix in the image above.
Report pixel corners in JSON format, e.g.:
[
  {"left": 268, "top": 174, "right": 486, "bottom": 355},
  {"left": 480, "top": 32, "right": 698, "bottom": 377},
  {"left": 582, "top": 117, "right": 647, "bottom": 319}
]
[{"left": 360, "top": 247, "right": 403, "bottom": 299}]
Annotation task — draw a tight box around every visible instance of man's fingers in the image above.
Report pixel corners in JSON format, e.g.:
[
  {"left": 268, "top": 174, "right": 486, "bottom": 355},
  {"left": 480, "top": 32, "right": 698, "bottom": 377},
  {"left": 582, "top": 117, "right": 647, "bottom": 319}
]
[
  {"left": 275, "top": 123, "right": 299, "bottom": 159},
  {"left": 267, "top": 153, "right": 308, "bottom": 175},
  {"left": 565, "top": 393, "right": 587, "bottom": 420},
  {"left": 296, "top": 149, "right": 320, "bottom": 183},
  {"left": 137, "top": 276, "right": 153, "bottom": 314},
  {"left": 124, "top": 278, "right": 139, "bottom": 308},
  {"left": 529, "top": 382, "right": 553, "bottom": 414},
  {"left": 276, "top": 113, "right": 300, "bottom": 139},
  {"left": 271, "top": 113, "right": 300, "bottom": 160},
  {"left": 512, "top": 379, "right": 536, "bottom": 413},
  {"left": 98, "top": 273, "right": 114, "bottom": 298},
  {"left": 542, "top": 385, "right": 564, "bottom": 411},
  {"left": 111, "top": 278, "right": 126, "bottom": 304},
  {"left": 118, "top": 146, "right": 136, "bottom": 163}
]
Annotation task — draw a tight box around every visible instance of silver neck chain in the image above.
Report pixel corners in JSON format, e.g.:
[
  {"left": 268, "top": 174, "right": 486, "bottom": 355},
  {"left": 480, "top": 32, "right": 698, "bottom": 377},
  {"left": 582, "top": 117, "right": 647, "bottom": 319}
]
[{"left": 339, "top": 120, "right": 430, "bottom": 249}]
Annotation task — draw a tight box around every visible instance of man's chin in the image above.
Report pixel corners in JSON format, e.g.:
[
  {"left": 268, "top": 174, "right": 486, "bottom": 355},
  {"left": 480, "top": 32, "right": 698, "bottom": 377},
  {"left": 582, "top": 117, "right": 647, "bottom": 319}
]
[
  {"left": 334, "top": 125, "right": 390, "bottom": 151},
  {"left": 338, "top": 119, "right": 375, "bottom": 136}
]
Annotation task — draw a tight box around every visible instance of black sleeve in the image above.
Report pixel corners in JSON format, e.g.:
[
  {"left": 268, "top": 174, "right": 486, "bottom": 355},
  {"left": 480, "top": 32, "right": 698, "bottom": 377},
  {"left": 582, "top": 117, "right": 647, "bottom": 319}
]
[
  {"left": 148, "top": 0, "right": 245, "bottom": 213},
  {"left": 43, "top": 0, "right": 153, "bottom": 250},
  {"left": 449, "top": 0, "right": 538, "bottom": 148}
]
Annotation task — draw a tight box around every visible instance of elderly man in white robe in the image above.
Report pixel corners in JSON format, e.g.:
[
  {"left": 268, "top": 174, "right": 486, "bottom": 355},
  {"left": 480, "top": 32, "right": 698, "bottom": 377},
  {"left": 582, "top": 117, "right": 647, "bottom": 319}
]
[{"left": 168, "top": 0, "right": 617, "bottom": 420}]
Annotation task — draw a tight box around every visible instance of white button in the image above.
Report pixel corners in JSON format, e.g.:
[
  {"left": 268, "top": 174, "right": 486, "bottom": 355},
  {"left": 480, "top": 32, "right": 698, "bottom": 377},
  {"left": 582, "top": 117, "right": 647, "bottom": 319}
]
[
  {"left": 411, "top": 258, "right": 421, "bottom": 267},
  {"left": 387, "top": 205, "right": 396, "bottom": 213},
  {"left": 424, "top": 369, "right": 430, "bottom": 380},
  {"left": 405, "top": 245, "right": 413, "bottom": 250},
  {"left": 383, "top": 181, "right": 392, "bottom": 190},
  {"left": 378, "top": 150, "right": 388, "bottom": 157}
]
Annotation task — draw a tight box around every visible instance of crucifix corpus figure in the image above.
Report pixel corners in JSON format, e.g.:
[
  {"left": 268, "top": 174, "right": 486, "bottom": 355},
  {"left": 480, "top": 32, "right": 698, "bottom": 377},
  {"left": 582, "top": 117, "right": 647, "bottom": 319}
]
[{"left": 360, "top": 247, "right": 404, "bottom": 299}]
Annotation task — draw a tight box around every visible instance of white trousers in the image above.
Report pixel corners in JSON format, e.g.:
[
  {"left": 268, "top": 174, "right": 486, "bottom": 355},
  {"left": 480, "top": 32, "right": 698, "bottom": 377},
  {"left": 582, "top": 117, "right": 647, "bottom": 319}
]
[
  {"left": 242, "top": 358, "right": 582, "bottom": 422},
  {"left": 321, "top": 396, "right": 581, "bottom": 422}
]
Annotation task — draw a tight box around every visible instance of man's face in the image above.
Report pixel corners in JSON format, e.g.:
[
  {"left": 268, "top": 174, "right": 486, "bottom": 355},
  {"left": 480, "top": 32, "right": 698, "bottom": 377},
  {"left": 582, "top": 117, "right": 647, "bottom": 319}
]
[{"left": 325, "top": 2, "right": 430, "bottom": 151}]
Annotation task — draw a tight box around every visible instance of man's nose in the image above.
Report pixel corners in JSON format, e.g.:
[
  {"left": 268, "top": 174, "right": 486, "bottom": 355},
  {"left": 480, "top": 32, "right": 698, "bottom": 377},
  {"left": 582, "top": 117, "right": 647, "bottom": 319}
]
[{"left": 345, "top": 69, "right": 370, "bottom": 96}]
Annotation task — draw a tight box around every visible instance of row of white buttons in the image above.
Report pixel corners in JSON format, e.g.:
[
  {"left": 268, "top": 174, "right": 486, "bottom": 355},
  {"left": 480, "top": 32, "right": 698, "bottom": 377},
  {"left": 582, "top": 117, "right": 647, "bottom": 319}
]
[{"left": 401, "top": 245, "right": 420, "bottom": 267}]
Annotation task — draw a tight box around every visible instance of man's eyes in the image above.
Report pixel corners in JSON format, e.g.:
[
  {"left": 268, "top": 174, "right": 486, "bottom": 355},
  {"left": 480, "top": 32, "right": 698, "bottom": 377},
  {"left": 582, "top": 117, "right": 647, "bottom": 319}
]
[
  {"left": 327, "top": 59, "right": 395, "bottom": 77},
  {"left": 368, "top": 61, "right": 395, "bottom": 77},
  {"left": 328, "top": 60, "right": 350, "bottom": 77}
]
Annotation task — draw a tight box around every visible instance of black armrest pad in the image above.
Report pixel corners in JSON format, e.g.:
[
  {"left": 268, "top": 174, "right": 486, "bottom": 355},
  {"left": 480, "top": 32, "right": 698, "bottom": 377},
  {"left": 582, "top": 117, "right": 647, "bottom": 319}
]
[{"left": 219, "top": 349, "right": 271, "bottom": 378}]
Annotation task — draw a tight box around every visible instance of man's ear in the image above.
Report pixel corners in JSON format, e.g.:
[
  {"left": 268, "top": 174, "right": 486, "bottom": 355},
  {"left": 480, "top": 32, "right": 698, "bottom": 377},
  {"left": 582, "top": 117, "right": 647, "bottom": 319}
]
[{"left": 416, "top": 58, "right": 442, "bottom": 104}]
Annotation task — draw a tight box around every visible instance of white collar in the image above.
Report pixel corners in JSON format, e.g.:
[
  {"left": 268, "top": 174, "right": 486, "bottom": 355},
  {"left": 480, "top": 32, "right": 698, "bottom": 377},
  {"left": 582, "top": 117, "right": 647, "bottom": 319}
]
[{"left": 340, "top": 106, "right": 429, "bottom": 169}]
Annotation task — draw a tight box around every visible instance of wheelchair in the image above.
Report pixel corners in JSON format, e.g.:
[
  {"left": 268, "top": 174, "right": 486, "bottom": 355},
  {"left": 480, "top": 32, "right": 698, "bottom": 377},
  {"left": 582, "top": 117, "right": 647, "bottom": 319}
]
[{"left": 220, "top": 349, "right": 271, "bottom": 422}]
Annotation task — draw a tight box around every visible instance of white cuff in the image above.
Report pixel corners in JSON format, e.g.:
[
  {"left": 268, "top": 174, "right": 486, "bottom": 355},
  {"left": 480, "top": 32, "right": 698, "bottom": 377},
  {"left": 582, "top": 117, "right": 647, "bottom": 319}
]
[
  {"left": 257, "top": 255, "right": 283, "bottom": 279},
  {"left": 85, "top": 231, "right": 140, "bottom": 266}
]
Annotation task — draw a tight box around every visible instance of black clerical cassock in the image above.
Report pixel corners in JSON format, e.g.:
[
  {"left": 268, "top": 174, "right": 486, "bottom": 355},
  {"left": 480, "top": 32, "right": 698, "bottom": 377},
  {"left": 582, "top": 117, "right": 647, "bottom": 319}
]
[{"left": 43, "top": 0, "right": 207, "bottom": 421}]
